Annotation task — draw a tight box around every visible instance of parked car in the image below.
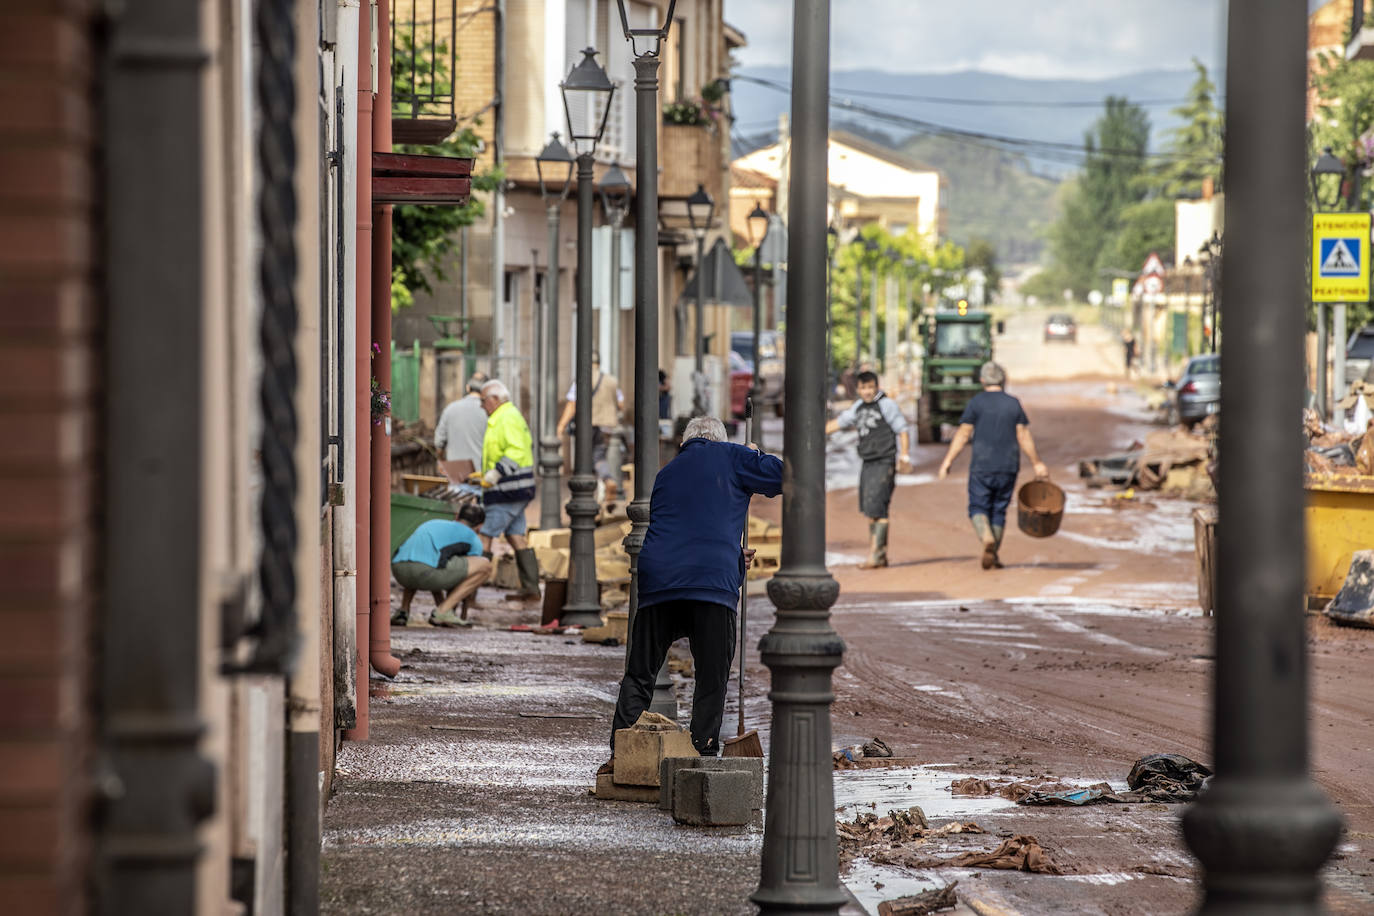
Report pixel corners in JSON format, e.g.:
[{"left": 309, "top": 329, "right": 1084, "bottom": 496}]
[
  {"left": 1176, "top": 354, "right": 1221, "bottom": 428},
  {"left": 1043, "top": 313, "right": 1077, "bottom": 343},
  {"left": 1344, "top": 325, "right": 1374, "bottom": 389},
  {"left": 729, "top": 350, "right": 753, "bottom": 419},
  {"left": 730, "top": 329, "right": 784, "bottom": 414}
]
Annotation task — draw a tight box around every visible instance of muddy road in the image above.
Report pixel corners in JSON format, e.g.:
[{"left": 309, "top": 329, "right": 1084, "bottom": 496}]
[{"left": 745, "top": 372, "right": 1374, "bottom": 914}]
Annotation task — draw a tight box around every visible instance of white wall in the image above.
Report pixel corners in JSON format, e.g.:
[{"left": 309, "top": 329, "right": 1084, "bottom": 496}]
[{"left": 1175, "top": 194, "right": 1225, "bottom": 268}]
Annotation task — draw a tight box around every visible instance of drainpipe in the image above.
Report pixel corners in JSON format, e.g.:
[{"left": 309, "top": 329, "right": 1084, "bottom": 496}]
[
  {"left": 490, "top": 0, "right": 507, "bottom": 393},
  {"left": 370, "top": 0, "right": 401, "bottom": 679},
  {"left": 333, "top": 0, "right": 360, "bottom": 732},
  {"left": 347, "top": 0, "right": 376, "bottom": 740}
]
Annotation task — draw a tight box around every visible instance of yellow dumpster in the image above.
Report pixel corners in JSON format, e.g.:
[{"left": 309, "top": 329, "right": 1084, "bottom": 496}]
[{"left": 1306, "top": 472, "right": 1374, "bottom": 602}]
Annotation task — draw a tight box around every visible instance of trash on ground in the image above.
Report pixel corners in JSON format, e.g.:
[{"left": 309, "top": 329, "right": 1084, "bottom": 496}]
[
  {"left": 834, "top": 737, "right": 895, "bottom": 768},
  {"left": 949, "top": 776, "right": 1076, "bottom": 801},
  {"left": 837, "top": 806, "right": 983, "bottom": 870},
  {"left": 876, "top": 882, "right": 959, "bottom": 916},
  {"left": 1125, "top": 752, "right": 1212, "bottom": 801},
  {"left": 1079, "top": 428, "right": 1214, "bottom": 499},
  {"left": 1018, "top": 783, "right": 1119, "bottom": 806},
  {"left": 1325, "top": 550, "right": 1374, "bottom": 628},
  {"left": 871, "top": 834, "right": 1063, "bottom": 875}
]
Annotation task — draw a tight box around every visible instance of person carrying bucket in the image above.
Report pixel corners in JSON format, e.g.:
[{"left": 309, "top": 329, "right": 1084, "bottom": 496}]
[{"left": 937, "top": 361, "right": 1049, "bottom": 570}]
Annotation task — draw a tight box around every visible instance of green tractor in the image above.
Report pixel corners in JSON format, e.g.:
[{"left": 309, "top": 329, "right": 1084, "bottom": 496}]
[{"left": 915, "top": 307, "right": 996, "bottom": 444}]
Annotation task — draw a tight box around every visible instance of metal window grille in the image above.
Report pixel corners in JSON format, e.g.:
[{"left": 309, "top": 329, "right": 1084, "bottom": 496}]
[{"left": 391, "top": 0, "right": 459, "bottom": 144}]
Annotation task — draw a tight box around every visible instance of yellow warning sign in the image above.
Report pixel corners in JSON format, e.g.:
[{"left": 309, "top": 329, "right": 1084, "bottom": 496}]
[{"left": 1312, "top": 212, "right": 1371, "bottom": 302}]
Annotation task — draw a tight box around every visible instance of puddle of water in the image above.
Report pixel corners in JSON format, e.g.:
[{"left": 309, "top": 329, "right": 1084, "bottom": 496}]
[
  {"left": 842, "top": 859, "right": 955, "bottom": 915},
  {"left": 832, "top": 764, "right": 1019, "bottom": 821}
]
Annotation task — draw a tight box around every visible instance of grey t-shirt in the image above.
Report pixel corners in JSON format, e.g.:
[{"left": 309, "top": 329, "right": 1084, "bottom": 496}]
[
  {"left": 835, "top": 394, "right": 908, "bottom": 435},
  {"left": 434, "top": 394, "right": 488, "bottom": 464}
]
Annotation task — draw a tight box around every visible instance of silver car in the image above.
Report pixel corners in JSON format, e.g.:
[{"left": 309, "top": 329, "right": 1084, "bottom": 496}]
[
  {"left": 1176, "top": 354, "right": 1220, "bottom": 428},
  {"left": 1345, "top": 326, "right": 1374, "bottom": 389}
]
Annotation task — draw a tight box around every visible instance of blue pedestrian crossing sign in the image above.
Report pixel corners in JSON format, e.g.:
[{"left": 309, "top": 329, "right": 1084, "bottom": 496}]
[{"left": 1313, "top": 212, "right": 1371, "bottom": 302}]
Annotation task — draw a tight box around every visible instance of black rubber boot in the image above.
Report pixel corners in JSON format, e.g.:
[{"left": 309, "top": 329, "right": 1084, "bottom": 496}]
[
  {"left": 514, "top": 547, "right": 542, "bottom": 599},
  {"left": 872, "top": 520, "right": 889, "bottom": 567}
]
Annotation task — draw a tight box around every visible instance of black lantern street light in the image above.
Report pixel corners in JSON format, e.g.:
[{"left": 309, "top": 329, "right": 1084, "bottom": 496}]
[
  {"left": 687, "top": 182, "right": 716, "bottom": 416},
  {"left": 747, "top": 201, "right": 771, "bottom": 402},
  {"left": 614, "top": 0, "right": 678, "bottom": 718},
  {"left": 535, "top": 133, "right": 575, "bottom": 532},
  {"left": 559, "top": 47, "right": 616, "bottom": 629},
  {"left": 1311, "top": 146, "right": 1346, "bottom": 211},
  {"left": 753, "top": 0, "right": 846, "bottom": 909},
  {"left": 599, "top": 162, "right": 633, "bottom": 494},
  {"left": 1181, "top": 6, "right": 1341, "bottom": 911}
]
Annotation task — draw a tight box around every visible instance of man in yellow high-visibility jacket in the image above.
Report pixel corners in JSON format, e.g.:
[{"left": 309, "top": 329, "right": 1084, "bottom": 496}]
[{"left": 477, "top": 379, "right": 540, "bottom": 599}]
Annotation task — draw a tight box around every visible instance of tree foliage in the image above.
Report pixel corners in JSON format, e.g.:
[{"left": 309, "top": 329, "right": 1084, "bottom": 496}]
[
  {"left": 1157, "top": 59, "right": 1224, "bottom": 198},
  {"left": 389, "top": 32, "right": 503, "bottom": 310},
  {"left": 826, "top": 226, "right": 965, "bottom": 370}
]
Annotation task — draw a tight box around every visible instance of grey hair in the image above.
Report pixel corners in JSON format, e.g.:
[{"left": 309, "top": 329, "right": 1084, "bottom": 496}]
[
  {"left": 979, "top": 361, "right": 1006, "bottom": 387},
  {"left": 466, "top": 371, "right": 489, "bottom": 393},
  {"left": 681, "top": 416, "right": 728, "bottom": 444},
  {"left": 480, "top": 379, "right": 511, "bottom": 402}
]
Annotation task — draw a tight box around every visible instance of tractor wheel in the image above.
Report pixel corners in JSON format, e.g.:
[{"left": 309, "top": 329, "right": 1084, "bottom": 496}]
[{"left": 916, "top": 392, "right": 938, "bottom": 444}]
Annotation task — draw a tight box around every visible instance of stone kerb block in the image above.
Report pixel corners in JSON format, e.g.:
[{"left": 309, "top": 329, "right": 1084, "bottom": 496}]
[
  {"left": 612, "top": 713, "right": 697, "bottom": 787},
  {"left": 658, "top": 756, "right": 764, "bottom": 811},
  {"left": 672, "top": 769, "right": 752, "bottom": 827}
]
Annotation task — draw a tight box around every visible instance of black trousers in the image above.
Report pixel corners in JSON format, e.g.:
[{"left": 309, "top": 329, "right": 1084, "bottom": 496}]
[{"left": 611, "top": 599, "right": 736, "bottom": 756}]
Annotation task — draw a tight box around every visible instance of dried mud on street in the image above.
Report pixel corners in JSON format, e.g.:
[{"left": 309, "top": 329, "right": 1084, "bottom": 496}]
[{"left": 743, "top": 376, "right": 1374, "bottom": 914}]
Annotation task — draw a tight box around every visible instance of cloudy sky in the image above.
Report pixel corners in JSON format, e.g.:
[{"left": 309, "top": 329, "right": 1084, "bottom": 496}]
[{"left": 725, "top": 0, "right": 1232, "bottom": 80}]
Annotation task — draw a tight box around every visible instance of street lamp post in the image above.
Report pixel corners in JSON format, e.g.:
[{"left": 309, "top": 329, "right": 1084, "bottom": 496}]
[
  {"left": 687, "top": 183, "right": 716, "bottom": 416},
  {"left": 559, "top": 47, "right": 616, "bottom": 629},
  {"left": 752, "top": 0, "right": 846, "bottom": 911},
  {"left": 748, "top": 202, "right": 770, "bottom": 403},
  {"left": 614, "top": 0, "right": 677, "bottom": 717},
  {"left": 1181, "top": 5, "right": 1342, "bottom": 911},
  {"left": 600, "top": 162, "right": 632, "bottom": 498},
  {"left": 535, "top": 134, "right": 574, "bottom": 531},
  {"left": 1313, "top": 149, "right": 1350, "bottom": 425},
  {"left": 826, "top": 226, "right": 838, "bottom": 403}
]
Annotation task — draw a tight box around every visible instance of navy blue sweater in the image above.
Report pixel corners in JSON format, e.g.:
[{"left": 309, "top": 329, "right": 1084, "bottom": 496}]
[{"left": 639, "top": 439, "right": 783, "bottom": 612}]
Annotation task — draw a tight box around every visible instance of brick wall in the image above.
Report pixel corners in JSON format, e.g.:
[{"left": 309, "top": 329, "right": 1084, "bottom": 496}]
[{"left": 0, "top": 3, "right": 99, "bottom": 914}]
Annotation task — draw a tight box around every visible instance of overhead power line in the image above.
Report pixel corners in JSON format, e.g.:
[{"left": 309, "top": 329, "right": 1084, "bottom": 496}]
[{"left": 733, "top": 74, "right": 1222, "bottom": 167}]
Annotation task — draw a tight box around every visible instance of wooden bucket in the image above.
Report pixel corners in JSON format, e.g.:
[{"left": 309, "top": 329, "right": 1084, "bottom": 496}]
[{"left": 1016, "top": 479, "right": 1066, "bottom": 538}]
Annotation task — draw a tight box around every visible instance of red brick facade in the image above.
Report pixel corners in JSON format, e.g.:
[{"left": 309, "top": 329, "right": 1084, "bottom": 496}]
[{"left": 0, "top": 3, "right": 99, "bottom": 913}]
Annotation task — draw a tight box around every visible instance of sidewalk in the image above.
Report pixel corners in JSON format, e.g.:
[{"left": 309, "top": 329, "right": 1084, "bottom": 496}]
[
  {"left": 321, "top": 592, "right": 766, "bottom": 915},
  {"left": 320, "top": 588, "right": 992, "bottom": 915}
]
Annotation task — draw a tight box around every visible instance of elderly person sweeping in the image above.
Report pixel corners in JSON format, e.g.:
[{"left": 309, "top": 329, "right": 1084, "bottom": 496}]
[
  {"left": 605, "top": 417, "right": 782, "bottom": 763},
  {"left": 938, "top": 362, "right": 1049, "bottom": 570}
]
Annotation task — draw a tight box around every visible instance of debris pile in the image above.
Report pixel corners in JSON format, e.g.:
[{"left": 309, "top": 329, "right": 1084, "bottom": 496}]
[
  {"left": 836, "top": 806, "right": 983, "bottom": 869},
  {"left": 949, "top": 754, "right": 1212, "bottom": 808},
  {"left": 876, "top": 883, "right": 959, "bottom": 916},
  {"left": 833, "top": 737, "right": 895, "bottom": 769},
  {"left": 1079, "top": 428, "right": 1215, "bottom": 500},
  {"left": 1305, "top": 398, "right": 1374, "bottom": 477}
]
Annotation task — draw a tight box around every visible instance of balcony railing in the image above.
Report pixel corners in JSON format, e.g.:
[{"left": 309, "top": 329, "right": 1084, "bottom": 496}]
[
  {"left": 660, "top": 122, "right": 722, "bottom": 200},
  {"left": 391, "top": 0, "right": 458, "bottom": 145}
]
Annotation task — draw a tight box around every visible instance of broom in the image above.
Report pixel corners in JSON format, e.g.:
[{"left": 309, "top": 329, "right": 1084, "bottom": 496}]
[{"left": 723, "top": 398, "right": 764, "bottom": 759}]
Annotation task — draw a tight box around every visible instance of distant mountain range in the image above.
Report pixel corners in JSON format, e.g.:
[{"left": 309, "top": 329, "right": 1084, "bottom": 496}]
[{"left": 730, "top": 66, "right": 1205, "bottom": 265}]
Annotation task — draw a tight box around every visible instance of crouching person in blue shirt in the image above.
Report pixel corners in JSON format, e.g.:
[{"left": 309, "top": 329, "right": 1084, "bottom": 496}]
[
  {"left": 391, "top": 503, "right": 493, "bottom": 627},
  {"left": 937, "top": 362, "right": 1049, "bottom": 570},
  {"left": 607, "top": 417, "right": 783, "bottom": 762}
]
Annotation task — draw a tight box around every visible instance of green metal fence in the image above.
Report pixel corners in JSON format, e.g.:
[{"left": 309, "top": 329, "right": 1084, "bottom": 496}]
[{"left": 391, "top": 339, "right": 420, "bottom": 423}]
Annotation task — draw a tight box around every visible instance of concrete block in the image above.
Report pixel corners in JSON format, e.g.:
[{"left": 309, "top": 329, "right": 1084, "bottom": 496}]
[
  {"left": 580, "top": 610, "right": 628, "bottom": 645},
  {"left": 672, "top": 769, "right": 752, "bottom": 826},
  {"left": 533, "top": 546, "right": 569, "bottom": 579},
  {"left": 528, "top": 527, "right": 571, "bottom": 549},
  {"left": 659, "top": 756, "right": 764, "bottom": 811},
  {"left": 594, "top": 519, "right": 633, "bottom": 548},
  {"left": 613, "top": 719, "right": 697, "bottom": 787},
  {"left": 593, "top": 771, "right": 658, "bottom": 803}
]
